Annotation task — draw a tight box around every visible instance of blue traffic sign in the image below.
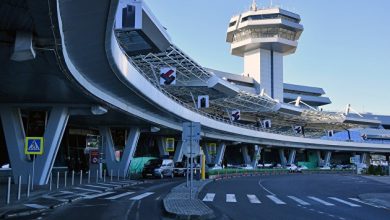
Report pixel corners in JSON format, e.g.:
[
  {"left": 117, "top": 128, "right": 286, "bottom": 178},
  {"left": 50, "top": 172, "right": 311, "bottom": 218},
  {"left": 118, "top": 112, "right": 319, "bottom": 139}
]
[{"left": 25, "top": 137, "right": 44, "bottom": 155}]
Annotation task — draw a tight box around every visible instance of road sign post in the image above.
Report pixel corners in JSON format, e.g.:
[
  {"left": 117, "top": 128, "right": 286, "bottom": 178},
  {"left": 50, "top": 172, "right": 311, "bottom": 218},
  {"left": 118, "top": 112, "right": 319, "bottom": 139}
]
[
  {"left": 182, "top": 122, "right": 201, "bottom": 199},
  {"left": 25, "top": 137, "right": 44, "bottom": 190}
]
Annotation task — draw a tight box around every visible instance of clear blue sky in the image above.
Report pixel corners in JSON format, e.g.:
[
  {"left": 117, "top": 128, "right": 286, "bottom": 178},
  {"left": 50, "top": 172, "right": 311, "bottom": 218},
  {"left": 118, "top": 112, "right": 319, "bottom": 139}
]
[{"left": 143, "top": 0, "right": 390, "bottom": 115}]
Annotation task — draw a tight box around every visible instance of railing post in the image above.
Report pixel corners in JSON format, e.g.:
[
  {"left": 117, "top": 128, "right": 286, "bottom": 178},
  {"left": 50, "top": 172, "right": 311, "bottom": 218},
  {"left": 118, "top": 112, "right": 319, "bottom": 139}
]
[
  {"left": 88, "top": 170, "right": 91, "bottom": 184},
  {"left": 49, "top": 173, "right": 52, "bottom": 191},
  {"left": 17, "top": 176, "right": 21, "bottom": 200},
  {"left": 6, "top": 177, "right": 11, "bottom": 204},
  {"left": 117, "top": 169, "right": 120, "bottom": 181},
  {"left": 80, "top": 170, "right": 83, "bottom": 185},
  {"left": 71, "top": 170, "right": 75, "bottom": 186},
  {"left": 64, "top": 171, "right": 67, "bottom": 188},
  {"left": 96, "top": 169, "right": 99, "bottom": 183},
  {"left": 103, "top": 169, "right": 106, "bottom": 182},
  {"left": 27, "top": 175, "right": 31, "bottom": 198},
  {"left": 56, "top": 172, "right": 59, "bottom": 189},
  {"left": 110, "top": 169, "right": 113, "bottom": 182}
]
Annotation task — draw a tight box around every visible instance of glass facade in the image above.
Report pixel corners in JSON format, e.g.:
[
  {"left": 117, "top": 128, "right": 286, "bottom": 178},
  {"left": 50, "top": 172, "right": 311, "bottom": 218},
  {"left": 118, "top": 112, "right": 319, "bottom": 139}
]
[{"left": 232, "top": 27, "right": 297, "bottom": 42}]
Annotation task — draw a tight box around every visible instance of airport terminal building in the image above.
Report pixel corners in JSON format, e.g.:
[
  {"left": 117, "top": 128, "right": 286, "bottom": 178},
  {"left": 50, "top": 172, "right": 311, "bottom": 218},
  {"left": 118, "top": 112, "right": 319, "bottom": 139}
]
[{"left": 0, "top": 0, "right": 389, "bottom": 185}]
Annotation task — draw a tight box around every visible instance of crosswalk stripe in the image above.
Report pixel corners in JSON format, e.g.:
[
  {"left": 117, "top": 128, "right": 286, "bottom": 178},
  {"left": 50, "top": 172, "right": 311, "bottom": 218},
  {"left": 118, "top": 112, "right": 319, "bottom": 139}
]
[
  {"left": 266, "top": 195, "right": 286, "bottom": 204},
  {"left": 97, "top": 183, "right": 122, "bottom": 187},
  {"left": 348, "top": 198, "right": 384, "bottom": 209},
  {"left": 288, "top": 196, "right": 310, "bottom": 205},
  {"left": 308, "top": 196, "right": 334, "bottom": 206},
  {"left": 24, "top": 204, "right": 49, "bottom": 209},
  {"left": 83, "top": 191, "right": 115, "bottom": 199},
  {"left": 73, "top": 187, "right": 102, "bottom": 193},
  {"left": 247, "top": 194, "right": 261, "bottom": 204},
  {"left": 328, "top": 197, "right": 360, "bottom": 207},
  {"left": 202, "top": 193, "right": 215, "bottom": 202},
  {"left": 130, "top": 192, "right": 154, "bottom": 200},
  {"left": 105, "top": 191, "right": 134, "bottom": 200},
  {"left": 84, "top": 184, "right": 110, "bottom": 189},
  {"left": 226, "top": 194, "right": 237, "bottom": 203}
]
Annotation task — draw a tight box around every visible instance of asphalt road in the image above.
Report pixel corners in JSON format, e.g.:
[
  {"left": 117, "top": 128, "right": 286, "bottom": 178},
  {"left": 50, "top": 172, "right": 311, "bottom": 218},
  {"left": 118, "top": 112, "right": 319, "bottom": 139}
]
[
  {"left": 199, "top": 174, "right": 390, "bottom": 220},
  {"left": 22, "top": 178, "right": 184, "bottom": 220}
]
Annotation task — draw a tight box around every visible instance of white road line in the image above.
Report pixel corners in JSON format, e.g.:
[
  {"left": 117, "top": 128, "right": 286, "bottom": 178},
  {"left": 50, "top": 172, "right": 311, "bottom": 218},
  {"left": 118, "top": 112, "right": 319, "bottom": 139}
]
[
  {"left": 202, "top": 193, "right": 216, "bottom": 202},
  {"left": 308, "top": 196, "right": 335, "bottom": 206},
  {"left": 84, "top": 184, "right": 110, "bottom": 189},
  {"left": 105, "top": 192, "right": 134, "bottom": 200},
  {"left": 97, "top": 182, "right": 122, "bottom": 187},
  {"left": 258, "top": 180, "right": 275, "bottom": 195},
  {"left": 73, "top": 187, "right": 102, "bottom": 193},
  {"left": 130, "top": 192, "right": 154, "bottom": 200},
  {"left": 266, "top": 195, "right": 286, "bottom": 204},
  {"left": 226, "top": 194, "right": 237, "bottom": 203},
  {"left": 329, "top": 197, "right": 360, "bottom": 207},
  {"left": 83, "top": 191, "right": 115, "bottom": 199},
  {"left": 348, "top": 198, "right": 383, "bottom": 208},
  {"left": 247, "top": 194, "right": 261, "bottom": 204},
  {"left": 288, "top": 196, "right": 310, "bottom": 205},
  {"left": 24, "top": 204, "right": 49, "bottom": 209}
]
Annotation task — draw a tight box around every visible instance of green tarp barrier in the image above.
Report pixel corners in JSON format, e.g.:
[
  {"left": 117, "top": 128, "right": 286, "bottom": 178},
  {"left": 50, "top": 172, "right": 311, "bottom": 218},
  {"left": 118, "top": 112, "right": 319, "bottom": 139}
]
[{"left": 129, "top": 157, "right": 157, "bottom": 174}]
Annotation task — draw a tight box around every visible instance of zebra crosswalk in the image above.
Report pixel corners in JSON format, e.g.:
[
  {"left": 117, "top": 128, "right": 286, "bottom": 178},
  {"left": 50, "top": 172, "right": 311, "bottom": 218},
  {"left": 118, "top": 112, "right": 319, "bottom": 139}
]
[{"left": 201, "top": 193, "right": 379, "bottom": 209}]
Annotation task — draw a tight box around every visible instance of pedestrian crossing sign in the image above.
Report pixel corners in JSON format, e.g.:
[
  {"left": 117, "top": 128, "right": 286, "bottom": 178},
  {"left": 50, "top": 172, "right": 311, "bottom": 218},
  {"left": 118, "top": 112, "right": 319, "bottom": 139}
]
[{"left": 25, "top": 137, "right": 44, "bottom": 155}]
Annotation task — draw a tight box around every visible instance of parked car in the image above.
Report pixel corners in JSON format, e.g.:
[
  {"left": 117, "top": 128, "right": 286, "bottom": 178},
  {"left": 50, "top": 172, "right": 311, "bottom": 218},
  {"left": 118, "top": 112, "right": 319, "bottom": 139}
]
[
  {"left": 142, "top": 159, "right": 174, "bottom": 179},
  {"left": 319, "top": 165, "right": 331, "bottom": 170},
  {"left": 173, "top": 162, "right": 186, "bottom": 177},
  {"left": 208, "top": 164, "right": 223, "bottom": 170},
  {"left": 286, "top": 164, "right": 298, "bottom": 172},
  {"left": 297, "top": 165, "right": 308, "bottom": 172},
  {"left": 240, "top": 164, "right": 254, "bottom": 170}
]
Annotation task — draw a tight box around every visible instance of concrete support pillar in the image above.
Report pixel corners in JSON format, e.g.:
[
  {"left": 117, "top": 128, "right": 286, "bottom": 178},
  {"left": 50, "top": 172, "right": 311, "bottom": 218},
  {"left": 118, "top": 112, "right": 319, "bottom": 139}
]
[
  {"left": 361, "top": 153, "right": 368, "bottom": 164},
  {"left": 0, "top": 106, "right": 69, "bottom": 185},
  {"left": 278, "top": 149, "right": 287, "bottom": 167},
  {"left": 173, "top": 141, "right": 184, "bottom": 162},
  {"left": 251, "top": 145, "right": 262, "bottom": 168},
  {"left": 10, "top": 31, "right": 36, "bottom": 61},
  {"left": 157, "top": 137, "right": 169, "bottom": 157},
  {"left": 241, "top": 146, "right": 251, "bottom": 165},
  {"left": 287, "top": 149, "right": 296, "bottom": 165},
  {"left": 203, "top": 144, "right": 212, "bottom": 164},
  {"left": 99, "top": 127, "right": 140, "bottom": 176},
  {"left": 316, "top": 150, "right": 323, "bottom": 167},
  {"left": 324, "top": 151, "right": 332, "bottom": 166},
  {"left": 214, "top": 143, "right": 226, "bottom": 165}
]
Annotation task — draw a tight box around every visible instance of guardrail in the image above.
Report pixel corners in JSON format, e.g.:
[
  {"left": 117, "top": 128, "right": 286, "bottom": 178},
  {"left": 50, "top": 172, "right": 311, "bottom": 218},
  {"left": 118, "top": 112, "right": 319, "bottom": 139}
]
[{"left": 207, "top": 168, "right": 355, "bottom": 180}]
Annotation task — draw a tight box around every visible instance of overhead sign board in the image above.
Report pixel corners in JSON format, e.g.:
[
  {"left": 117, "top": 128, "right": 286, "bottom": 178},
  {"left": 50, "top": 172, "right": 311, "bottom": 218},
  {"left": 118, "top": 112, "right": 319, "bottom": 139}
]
[
  {"left": 183, "top": 140, "right": 201, "bottom": 157},
  {"left": 25, "top": 137, "right": 44, "bottom": 155},
  {"left": 165, "top": 138, "right": 175, "bottom": 152},
  {"left": 160, "top": 67, "right": 177, "bottom": 85}
]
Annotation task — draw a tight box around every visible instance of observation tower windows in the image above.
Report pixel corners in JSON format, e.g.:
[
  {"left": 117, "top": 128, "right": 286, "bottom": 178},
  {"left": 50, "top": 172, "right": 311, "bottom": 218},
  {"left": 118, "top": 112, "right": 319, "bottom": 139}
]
[{"left": 241, "top": 14, "right": 299, "bottom": 23}]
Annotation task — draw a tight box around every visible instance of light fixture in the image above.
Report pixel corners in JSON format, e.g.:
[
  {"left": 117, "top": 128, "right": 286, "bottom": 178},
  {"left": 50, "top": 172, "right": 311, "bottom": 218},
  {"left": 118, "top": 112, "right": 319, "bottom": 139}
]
[{"left": 91, "top": 106, "right": 108, "bottom": 115}]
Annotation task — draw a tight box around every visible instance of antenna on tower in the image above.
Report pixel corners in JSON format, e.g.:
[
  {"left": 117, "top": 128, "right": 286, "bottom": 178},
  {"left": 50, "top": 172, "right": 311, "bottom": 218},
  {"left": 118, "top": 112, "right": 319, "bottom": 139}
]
[{"left": 250, "top": 0, "right": 257, "bottom": 11}]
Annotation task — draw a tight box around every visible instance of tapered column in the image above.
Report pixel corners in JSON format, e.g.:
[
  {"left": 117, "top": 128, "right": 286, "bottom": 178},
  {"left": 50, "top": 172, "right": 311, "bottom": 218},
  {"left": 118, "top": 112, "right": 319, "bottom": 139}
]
[
  {"left": 278, "top": 149, "right": 287, "bottom": 167},
  {"left": 214, "top": 143, "right": 226, "bottom": 165},
  {"left": 0, "top": 106, "right": 69, "bottom": 185},
  {"left": 287, "top": 149, "right": 296, "bottom": 165}
]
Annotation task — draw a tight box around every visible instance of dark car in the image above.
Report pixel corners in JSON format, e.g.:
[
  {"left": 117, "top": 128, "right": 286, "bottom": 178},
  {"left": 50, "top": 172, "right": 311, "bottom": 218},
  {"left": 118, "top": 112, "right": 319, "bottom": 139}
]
[
  {"left": 142, "top": 159, "right": 174, "bottom": 179},
  {"left": 173, "top": 162, "right": 186, "bottom": 177}
]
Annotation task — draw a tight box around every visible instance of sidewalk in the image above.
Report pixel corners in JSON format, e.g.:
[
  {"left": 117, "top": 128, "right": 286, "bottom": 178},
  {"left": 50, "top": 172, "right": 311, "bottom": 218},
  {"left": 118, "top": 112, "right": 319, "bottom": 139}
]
[
  {"left": 358, "top": 175, "right": 390, "bottom": 209},
  {"left": 0, "top": 173, "right": 139, "bottom": 219},
  {"left": 163, "top": 180, "right": 214, "bottom": 219}
]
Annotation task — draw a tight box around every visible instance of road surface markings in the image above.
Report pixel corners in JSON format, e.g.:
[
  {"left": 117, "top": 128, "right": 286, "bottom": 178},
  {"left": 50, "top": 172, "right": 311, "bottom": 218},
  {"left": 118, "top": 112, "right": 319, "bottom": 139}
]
[
  {"left": 247, "top": 194, "right": 261, "bottom": 204},
  {"left": 266, "top": 195, "right": 286, "bottom": 204},
  {"left": 308, "top": 196, "right": 334, "bottom": 206},
  {"left": 130, "top": 192, "right": 154, "bottom": 200},
  {"left": 348, "top": 198, "right": 383, "bottom": 208},
  {"left": 73, "top": 187, "right": 102, "bottom": 193},
  {"left": 328, "top": 197, "right": 360, "bottom": 207},
  {"left": 288, "top": 196, "right": 310, "bottom": 205},
  {"left": 202, "top": 193, "right": 216, "bottom": 202},
  {"left": 226, "top": 194, "right": 237, "bottom": 203},
  {"left": 24, "top": 204, "right": 49, "bottom": 209},
  {"left": 83, "top": 191, "right": 115, "bottom": 199},
  {"left": 105, "top": 191, "right": 134, "bottom": 200},
  {"left": 84, "top": 184, "right": 110, "bottom": 190},
  {"left": 258, "top": 180, "right": 275, "bottom": 195},
  {"left": 96, "top": 182, "right": 122, "bottom": 187}
]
